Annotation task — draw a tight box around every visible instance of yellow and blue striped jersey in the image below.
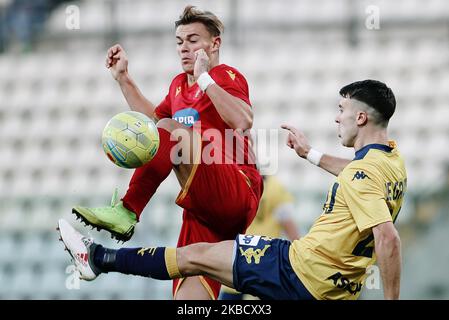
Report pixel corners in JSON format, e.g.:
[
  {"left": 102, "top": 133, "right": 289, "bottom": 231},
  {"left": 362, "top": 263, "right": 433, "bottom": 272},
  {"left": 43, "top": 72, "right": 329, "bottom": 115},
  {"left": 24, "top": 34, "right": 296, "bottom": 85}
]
[{"left": 289, "top": 141, "right": 407, "bottom": 300}]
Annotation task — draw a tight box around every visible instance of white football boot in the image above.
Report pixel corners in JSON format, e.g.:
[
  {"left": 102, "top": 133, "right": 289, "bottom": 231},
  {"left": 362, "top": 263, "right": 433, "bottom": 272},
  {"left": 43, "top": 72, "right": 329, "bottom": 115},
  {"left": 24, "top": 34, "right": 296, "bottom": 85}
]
[{"left": 57, "top": 219, "right": 101, "bottom": 281}]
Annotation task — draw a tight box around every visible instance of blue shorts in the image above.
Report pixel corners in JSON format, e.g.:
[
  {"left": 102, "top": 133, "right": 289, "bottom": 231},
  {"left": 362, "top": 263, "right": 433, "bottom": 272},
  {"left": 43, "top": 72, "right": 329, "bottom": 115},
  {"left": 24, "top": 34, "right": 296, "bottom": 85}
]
[{"left": 232, "top": 234, "right": 314, "bottom": 300}]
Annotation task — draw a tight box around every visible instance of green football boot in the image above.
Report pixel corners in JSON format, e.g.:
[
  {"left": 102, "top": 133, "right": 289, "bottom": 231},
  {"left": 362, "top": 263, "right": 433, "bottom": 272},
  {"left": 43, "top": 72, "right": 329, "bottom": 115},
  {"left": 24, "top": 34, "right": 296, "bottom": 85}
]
[{"left": 72, "top": 189, "right": 137, "bottom": 242}]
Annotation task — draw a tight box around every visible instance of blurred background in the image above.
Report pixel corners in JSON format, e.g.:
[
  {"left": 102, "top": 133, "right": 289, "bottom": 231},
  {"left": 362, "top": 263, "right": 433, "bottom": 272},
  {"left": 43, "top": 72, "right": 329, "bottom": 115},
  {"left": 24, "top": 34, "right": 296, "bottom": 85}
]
[{"left": 0, "top": 0, "right": 448, "bottom": 300}]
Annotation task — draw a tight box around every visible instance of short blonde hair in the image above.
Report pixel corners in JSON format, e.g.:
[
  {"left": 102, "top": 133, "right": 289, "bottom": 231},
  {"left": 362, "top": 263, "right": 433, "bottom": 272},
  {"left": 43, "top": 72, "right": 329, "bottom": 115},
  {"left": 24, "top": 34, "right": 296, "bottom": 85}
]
[{"left": 175, "top": 5, "right": 224, "bottom": 37}]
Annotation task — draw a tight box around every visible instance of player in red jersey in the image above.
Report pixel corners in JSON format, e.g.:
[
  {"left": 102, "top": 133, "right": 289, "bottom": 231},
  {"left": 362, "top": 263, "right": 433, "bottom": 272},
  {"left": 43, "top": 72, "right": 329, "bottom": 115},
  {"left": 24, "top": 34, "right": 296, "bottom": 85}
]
[{"left": 72, "top": 6, "right": 263, "bottom": 300}]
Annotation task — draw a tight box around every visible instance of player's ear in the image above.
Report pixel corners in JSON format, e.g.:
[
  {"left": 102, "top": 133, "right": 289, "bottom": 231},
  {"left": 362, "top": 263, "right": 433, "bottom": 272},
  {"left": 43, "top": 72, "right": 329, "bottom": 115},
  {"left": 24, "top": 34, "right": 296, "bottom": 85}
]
[
  {"left": 356, "top": 111, "right": 368, "bottom": 126},
  {"left": 211, "top": 36, "right": 221, "bottom": 53}
]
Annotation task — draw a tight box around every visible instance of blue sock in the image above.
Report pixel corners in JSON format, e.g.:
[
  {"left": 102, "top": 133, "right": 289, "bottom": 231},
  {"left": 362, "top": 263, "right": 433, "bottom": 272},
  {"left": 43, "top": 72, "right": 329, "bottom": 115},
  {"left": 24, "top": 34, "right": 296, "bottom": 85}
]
[
  {"left": 92, "top": 244, "right": 117, "bottom": 273},
  {"left": 93, "top": 245, "right": 180, "bottom": 280},
  {"left": 115, "top": 247, "right": 179, "bottom": 280},
  {"left": 220, "top": 291, "right": 244, "bottom": 300}
]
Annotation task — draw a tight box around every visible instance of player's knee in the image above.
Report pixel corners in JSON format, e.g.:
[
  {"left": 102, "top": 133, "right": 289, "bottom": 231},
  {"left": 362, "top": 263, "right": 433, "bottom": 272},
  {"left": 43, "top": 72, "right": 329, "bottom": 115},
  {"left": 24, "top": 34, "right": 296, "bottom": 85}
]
[{"left": 177, "top": 243, "right": 211, "bottom": 277}]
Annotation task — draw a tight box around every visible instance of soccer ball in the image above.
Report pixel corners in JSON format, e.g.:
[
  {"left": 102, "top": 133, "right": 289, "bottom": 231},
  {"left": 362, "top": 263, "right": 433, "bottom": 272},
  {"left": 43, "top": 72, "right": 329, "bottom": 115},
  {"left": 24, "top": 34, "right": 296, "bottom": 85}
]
[{"left": 102, "top": 111, "right": 159, "bottom": 168}]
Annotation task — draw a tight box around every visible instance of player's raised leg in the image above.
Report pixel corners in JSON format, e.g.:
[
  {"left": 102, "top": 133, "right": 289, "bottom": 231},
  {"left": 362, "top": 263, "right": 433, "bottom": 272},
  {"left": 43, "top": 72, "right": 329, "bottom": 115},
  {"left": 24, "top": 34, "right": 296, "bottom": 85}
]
[
  {"left": 123, "top": 118, "right": 201, "bottom": 213},
  {"left": 72, "top": 119, "right": 199, "bottom": 242},
  {"left": 58, "top": 219, "right": 235, "bottom": 288}
]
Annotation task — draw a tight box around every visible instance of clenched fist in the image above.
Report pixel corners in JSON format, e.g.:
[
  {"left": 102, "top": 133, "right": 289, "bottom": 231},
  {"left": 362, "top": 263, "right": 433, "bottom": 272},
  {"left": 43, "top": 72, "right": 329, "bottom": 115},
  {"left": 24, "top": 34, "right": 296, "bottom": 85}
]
[{"left": 106, "top": 44, "right": 129, "bottom": 81}]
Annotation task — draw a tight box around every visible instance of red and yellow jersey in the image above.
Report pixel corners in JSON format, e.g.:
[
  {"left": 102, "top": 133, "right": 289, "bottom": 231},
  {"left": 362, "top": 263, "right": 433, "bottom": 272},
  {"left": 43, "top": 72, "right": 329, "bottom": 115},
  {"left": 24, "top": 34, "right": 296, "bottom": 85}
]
[
  {"left": 289, "top": 141, "right": 407, "bottom": 300},
  {"left": 154, "top": 64, "right": 256, "bottom": 167}
]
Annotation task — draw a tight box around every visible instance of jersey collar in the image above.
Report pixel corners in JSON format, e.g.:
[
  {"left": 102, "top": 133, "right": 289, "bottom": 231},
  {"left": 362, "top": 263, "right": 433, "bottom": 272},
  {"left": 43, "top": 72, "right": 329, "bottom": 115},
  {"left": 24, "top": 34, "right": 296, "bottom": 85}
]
[{"left": 354, "top": 143, "right": 393, "bottom": 160}]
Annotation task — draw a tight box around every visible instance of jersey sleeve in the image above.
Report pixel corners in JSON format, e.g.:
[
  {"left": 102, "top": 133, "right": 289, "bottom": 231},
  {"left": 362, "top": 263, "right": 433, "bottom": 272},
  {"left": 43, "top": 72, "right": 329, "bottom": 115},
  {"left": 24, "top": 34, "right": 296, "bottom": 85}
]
[
  {"left": 339, "top": 162, "right": 392, "bottom": 233},
  {"left": 212, "top": 67, "right": 251, "bottom": 106}
]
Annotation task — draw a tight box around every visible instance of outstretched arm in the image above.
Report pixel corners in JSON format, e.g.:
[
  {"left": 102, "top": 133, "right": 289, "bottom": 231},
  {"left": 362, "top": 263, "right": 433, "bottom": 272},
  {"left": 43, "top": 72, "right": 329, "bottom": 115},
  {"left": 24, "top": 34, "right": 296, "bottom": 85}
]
[
  {"left": 317, "top": 154, "right": 352, "bottom": 177},
  {"left": 373, "top": 221, "right": 402, "bottom": 300},
  {"left": 281, "top": 124, "right": 350, "bottom": 176},
  {"left": 106, "top": 44, "right": 159, "bottom": 121}
]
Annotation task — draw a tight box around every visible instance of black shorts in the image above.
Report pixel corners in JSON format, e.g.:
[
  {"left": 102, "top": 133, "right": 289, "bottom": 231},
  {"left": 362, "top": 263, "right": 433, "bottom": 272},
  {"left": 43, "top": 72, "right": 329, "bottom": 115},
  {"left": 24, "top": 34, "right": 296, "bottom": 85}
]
[{"left": 232, "top": 234, "right": 314, "bottom": 300}]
